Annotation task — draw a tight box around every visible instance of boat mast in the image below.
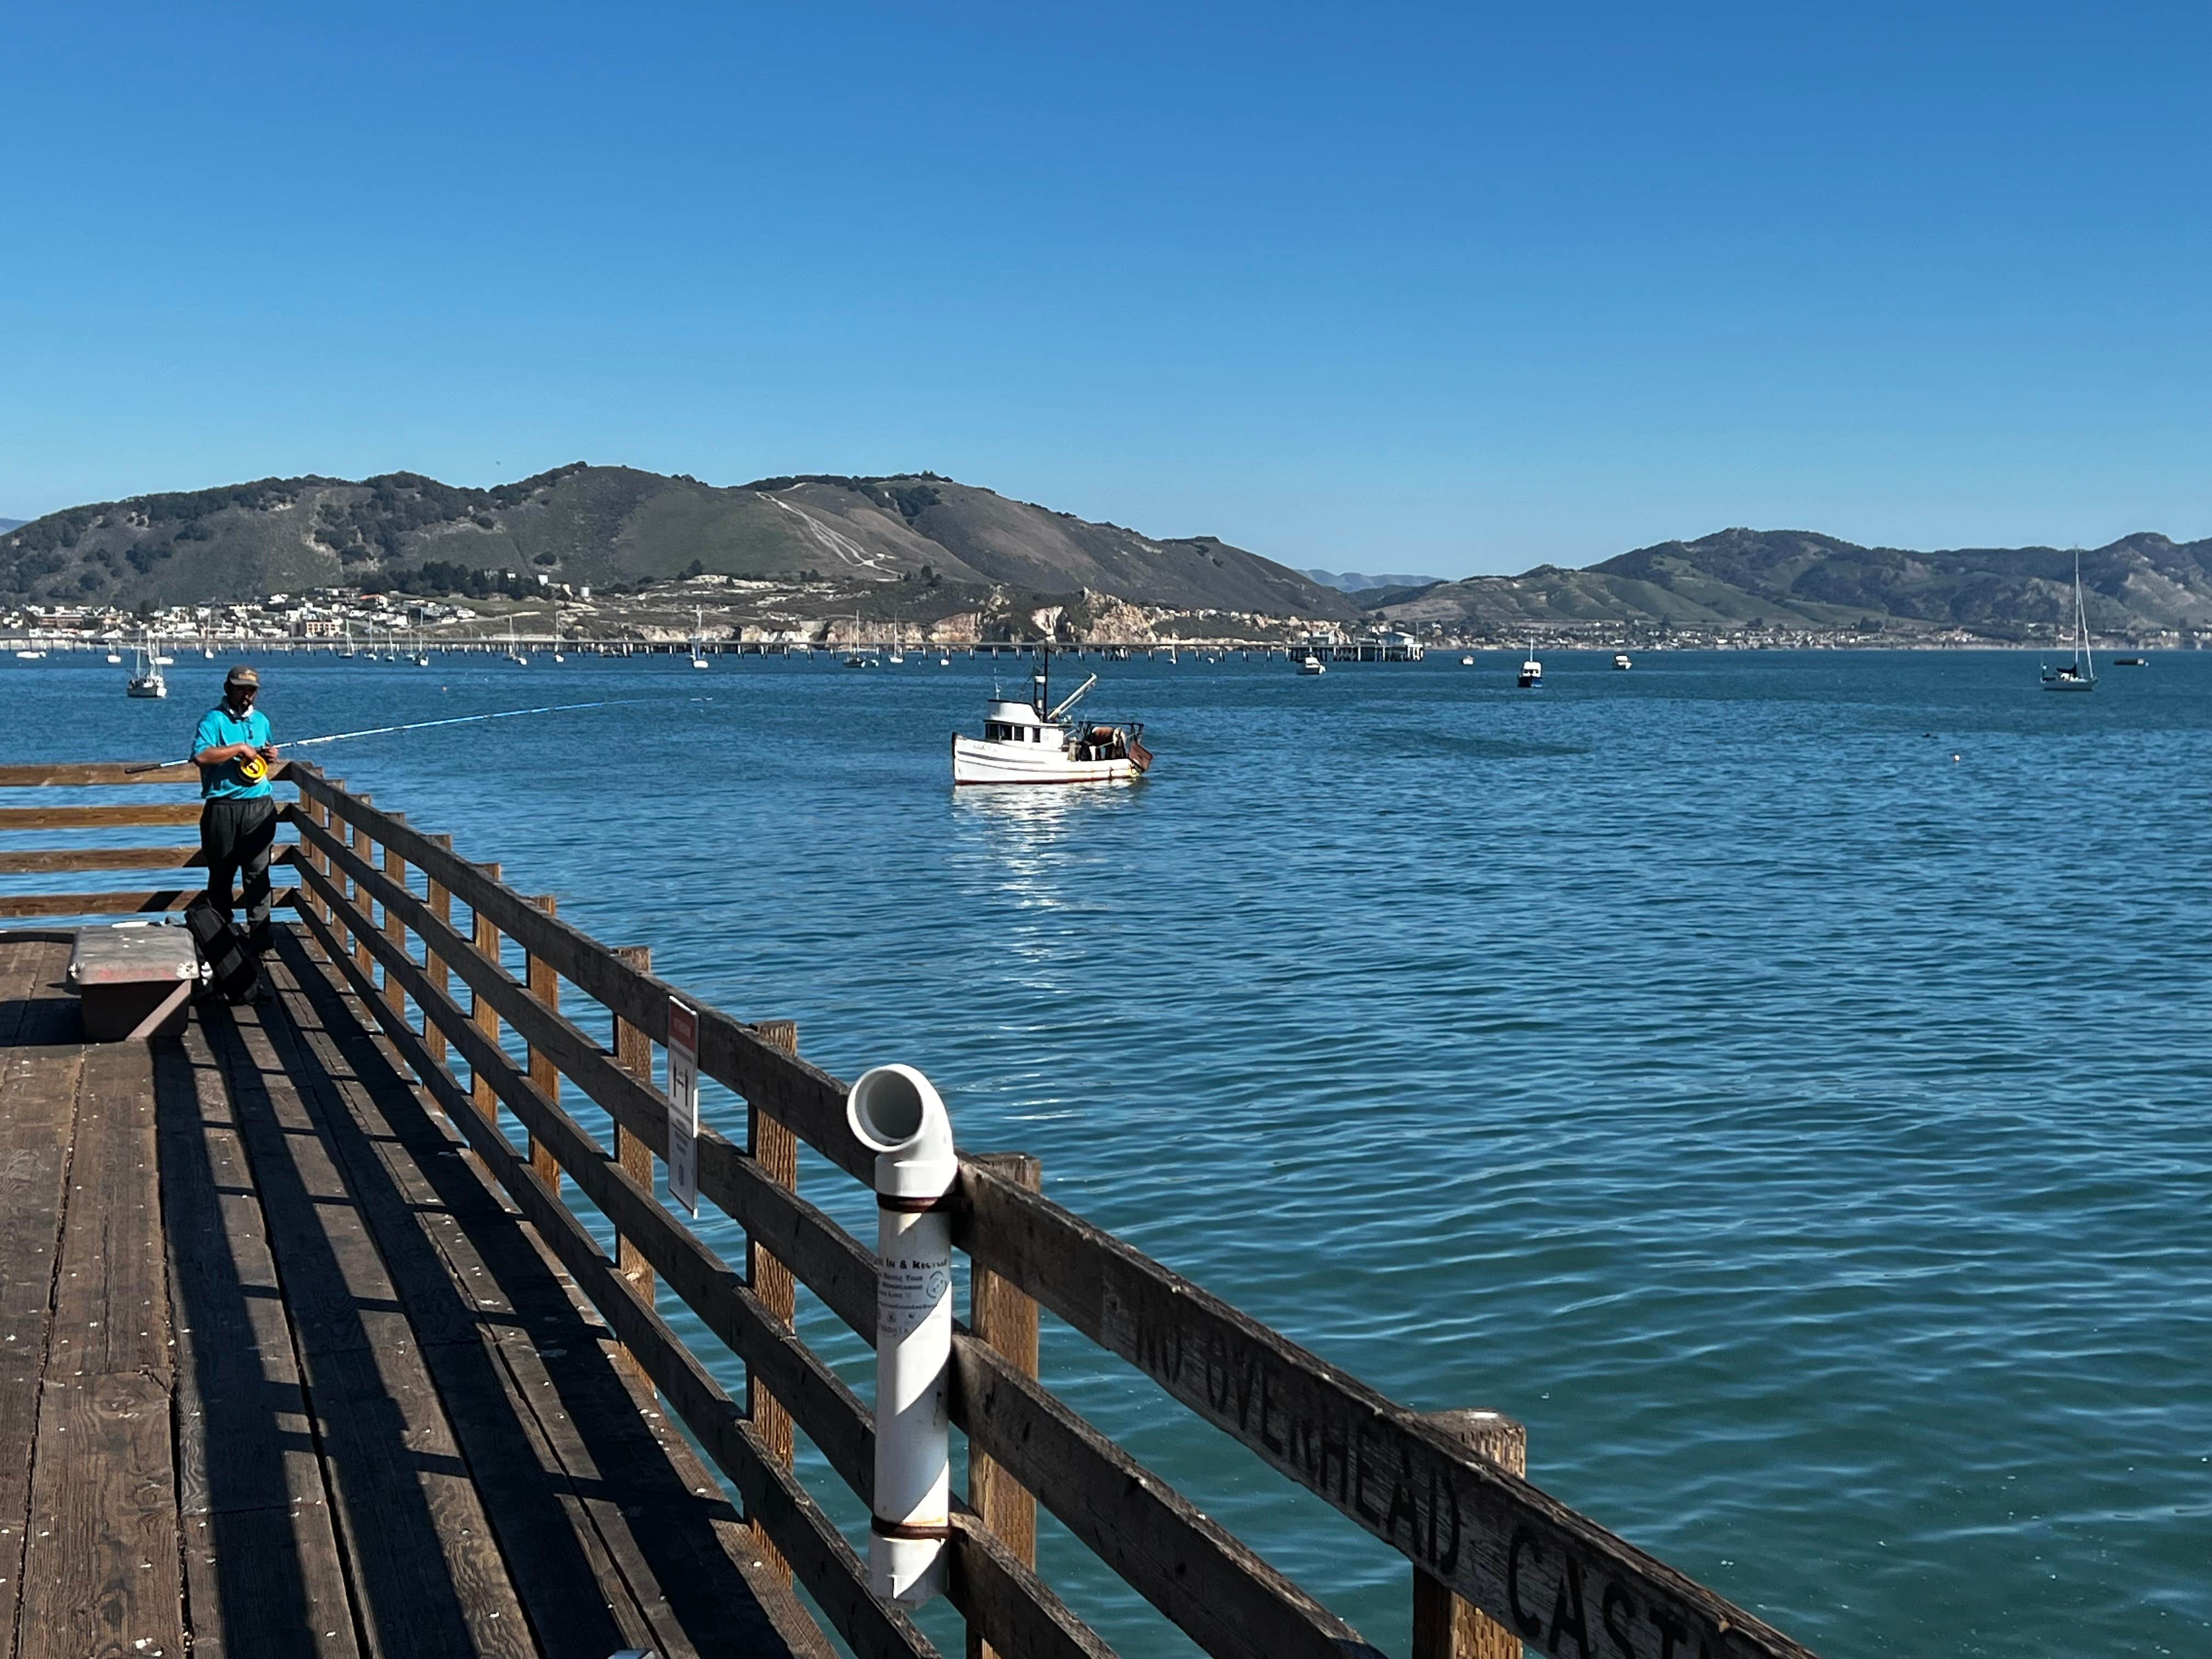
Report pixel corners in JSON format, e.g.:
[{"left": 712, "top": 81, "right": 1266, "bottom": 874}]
[
  {"left": 1032, "top": 642, "right": 1049, "bottom": 717},
  {"left": 2075, "top": 552, "right": 2093, "bottom": 678}
]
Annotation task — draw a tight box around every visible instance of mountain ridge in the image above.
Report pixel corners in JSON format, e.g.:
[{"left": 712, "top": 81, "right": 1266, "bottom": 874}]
[
  {"left": 0, "top": 465, "right": 1359, "bottom": 620},
  {"left": 1376, "top": 527, "right": 2212, "bottom": 639}
]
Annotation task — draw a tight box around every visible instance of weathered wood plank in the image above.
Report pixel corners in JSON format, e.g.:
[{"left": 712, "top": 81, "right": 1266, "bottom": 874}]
[
  {"left": 0, "top": 889, "right": 218, "bottom": 918},
  {"left": 1415, "top": 1413, "right": 1527, "bottom": 1659},
  {"left": 952, "top": 1332, "right": 1377, "bottom": 1659},
  {"left": 0, "top": 803, "right": 204, "bottom": 829},
  {"left": 199, "top": 997, "right": 539, "bottom": 1658},
  {"left": 273, "top": 933, "right": 840, "bottom": 1659},
  {"left": 16, "top": 1372, "right": 184, "bottom": 1659},
  {"left": 0, "top": 941, "right": 80, "bottom": 1654},
  {"left": 0, "top": 764, "right": 200, "bottom": 786},
  {"left": 0, "top": 846, "right": 205, "bottom": 874},
  {"left": 48, "top": 1041, "right": 171, "bottom": 1384},
  {"left": 748, "top": 1015, "right": 800, "bottom": 1582},
  {"left": 956, "top": 1164, "right": 1818, "bottom": 1659},
  {"left": 261, "top": 944, "right": 656, "bottom": 1659},
  {"left": 965, "top": 1153, "right": 1041, "bottom": 1659},
  {"left": 612, "top": 944, "right": 656, "bottom": 1387},
  {"left": 155, "top": 1027, "right": 360, "bottom": 1658},
  {"left": 525, "top": 894, "right": 562, "bottom": 1190},
  {"left": 291, "top": 894, "right": 932, "bottom": 1659},
  {"left": 946, "top": 1510, "right": 1118, "bottom": 1659}
]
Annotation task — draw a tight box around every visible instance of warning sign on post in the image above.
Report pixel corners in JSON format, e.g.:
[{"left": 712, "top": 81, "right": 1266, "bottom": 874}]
[{"left": 667, "top": 997, "right": 700, "bottom": 1216}]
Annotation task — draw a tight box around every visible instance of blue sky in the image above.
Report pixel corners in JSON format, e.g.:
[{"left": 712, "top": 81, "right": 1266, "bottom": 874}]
[{"left": 3, "top": 1, "right": 2208, "bottom": 575}]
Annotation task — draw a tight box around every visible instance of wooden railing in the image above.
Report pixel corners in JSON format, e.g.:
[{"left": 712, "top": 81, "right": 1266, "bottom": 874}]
[{"left": 0, "top": 761, "right": 1821, "bottom": 1659}]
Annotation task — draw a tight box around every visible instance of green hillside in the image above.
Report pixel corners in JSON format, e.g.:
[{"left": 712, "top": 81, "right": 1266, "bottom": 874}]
[
  {"left": 0, "top": 466, "right": 1358, "bottom": 619},
  {"left": 1377, "top": 528, "right": 2212, "bottom": 638}
]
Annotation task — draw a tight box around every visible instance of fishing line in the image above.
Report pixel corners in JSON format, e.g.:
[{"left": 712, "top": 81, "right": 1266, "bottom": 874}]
[{"left": 123, "top": 697, "right": 650, "bottom": 775}]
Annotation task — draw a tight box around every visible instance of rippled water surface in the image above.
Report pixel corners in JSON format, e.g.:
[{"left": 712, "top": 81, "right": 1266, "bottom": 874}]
[{"left": 11, "top": 648, "right": 2211, "bottom": 1657}]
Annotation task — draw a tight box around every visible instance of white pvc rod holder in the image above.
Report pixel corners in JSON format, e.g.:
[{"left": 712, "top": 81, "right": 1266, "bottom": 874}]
[{"left": 847, "top": 1063, "right": 957, "bottom": 1608}]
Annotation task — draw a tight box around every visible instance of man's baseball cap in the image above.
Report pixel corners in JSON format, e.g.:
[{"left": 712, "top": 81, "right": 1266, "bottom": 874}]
[{"left": 224, "top": 665, "right": 260, "bottom": 689}]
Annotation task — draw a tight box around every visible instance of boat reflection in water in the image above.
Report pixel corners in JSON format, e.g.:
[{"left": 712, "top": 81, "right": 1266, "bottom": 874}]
[{"left": 950, "top": 651, "right": 1150, "bottom": 785}]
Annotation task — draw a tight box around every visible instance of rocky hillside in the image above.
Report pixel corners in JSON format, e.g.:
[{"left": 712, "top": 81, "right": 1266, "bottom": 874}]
[
  {"left": 1376, "top": 528, "right": 2212, "bottom": 638},
  {"left": 0, "top": 466, "right": 1356, "bottom": 619}
]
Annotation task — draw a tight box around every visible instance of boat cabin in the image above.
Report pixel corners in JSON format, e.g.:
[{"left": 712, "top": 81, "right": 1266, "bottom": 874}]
[{"left": 981, "top": 698, "right": 1061, "bottom": 745}]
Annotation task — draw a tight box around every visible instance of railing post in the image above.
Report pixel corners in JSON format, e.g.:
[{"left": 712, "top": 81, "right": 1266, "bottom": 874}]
[
  {"left": 469, "top": 862, "right": 502, "bottom": 1139},
  {"left": 966, "top": 1152, "right": 1042, "bottom": 1659},
  {"left": 525, "top": 894, "right": 561, "bottom": 1193},
  {"left": 347, "top": 797, "right": 376, "bottom": 983},
  {"left": 424, "top": 834, "right": 452, "bottom": 1064},
  {"left": 611, "top": 946, "right": 655, "bottom": 1388},
  {"left": 748, "top": 1017, "right": 800, "bottom": 1582},
  {"left": 381, "top": 839, "right": 408, "bottom": 1020},
  {"left": 1413, "top": 1412, "right": 1527, "bottom": 1659}
]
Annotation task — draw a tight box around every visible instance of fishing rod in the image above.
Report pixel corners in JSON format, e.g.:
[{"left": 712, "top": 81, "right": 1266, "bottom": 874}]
[{"left": 121, "top": 698, "right": 642, "bottom": 775}]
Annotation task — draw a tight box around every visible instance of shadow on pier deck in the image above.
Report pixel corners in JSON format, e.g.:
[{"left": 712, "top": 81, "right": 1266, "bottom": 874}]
[{"left": 0, "top": 928, "right": 825, "bottom": 1659}]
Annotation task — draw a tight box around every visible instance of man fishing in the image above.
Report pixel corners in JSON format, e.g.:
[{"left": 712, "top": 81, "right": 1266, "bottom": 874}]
[{"left": 191, "top": 665, "right": 280, "bottom": 956}]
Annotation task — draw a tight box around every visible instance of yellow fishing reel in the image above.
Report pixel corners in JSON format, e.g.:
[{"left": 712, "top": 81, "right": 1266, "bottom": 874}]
[{"left": 239, "top": 754, "right": 270, "bottom": 785}]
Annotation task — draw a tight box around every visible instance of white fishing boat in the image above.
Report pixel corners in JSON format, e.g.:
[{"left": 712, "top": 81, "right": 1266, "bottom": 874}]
[
  {"left": 950, "top": 654, "right": 1150, "bottom": 786},
  {"left": 1517, "top": 645, "right": 1543, "bottom": 688},
  {"left": 105, "top": 650, "right": 122, "bottom": 664},
  {"left": 1613, "top": 652, "right": 1632, "bottom": 670},
  {"left": 1299, "top": 655, "right": 1327, "bottom": 676},
  {"left": 1459, "top": 654, "right": 1475, "bottom": 667},
  {"left": 15, "top": 649, "right": 45, "bottom": 661},
  {"left": 2041, "top": 552, "right": 2096, "bottom": 692},
  {"left": 126, "top": 641, "right": 167, "bottom": 699}
]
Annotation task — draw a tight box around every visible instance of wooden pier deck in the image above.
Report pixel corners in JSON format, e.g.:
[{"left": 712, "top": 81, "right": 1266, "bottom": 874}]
[
  {"left": 1, "top": 759, "right": 1827, "bottom": 1659},
  {"left": 0, "top": 926, "right": 826, "bottom": 1659}
]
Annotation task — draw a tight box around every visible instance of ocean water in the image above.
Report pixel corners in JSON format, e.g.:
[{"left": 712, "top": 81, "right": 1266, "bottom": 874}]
[{"left": 7, "top": 647, "right": 2210, "bottom": 1658}]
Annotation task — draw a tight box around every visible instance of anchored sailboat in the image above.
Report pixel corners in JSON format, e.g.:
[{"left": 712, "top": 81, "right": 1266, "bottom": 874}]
[{"left": 2041, "top": 552, "right": 2096, "bottom": 692}]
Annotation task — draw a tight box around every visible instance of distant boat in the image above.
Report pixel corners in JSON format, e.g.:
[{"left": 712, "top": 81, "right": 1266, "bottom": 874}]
[
  {"left": 1459, "top": 654, "right": 1475, "bottom": 667},
  {"left": 1517, "top": 645, "right": 1543, "bottom": 688},
  {"left": 1299, "top": 655, "right": 1327, "bottom": 676},
  {"left": 15, "top": 649, "right": 44, "bottom": 661},
  {"left": 2041, "top": 552, "right": 2096, "bottom": 692},
  {"left": 338, "top": 622, "right": 355, "bottom": 659},
  {"left": 105, "top": 651, "right": 122, "bottom": 664},
  {"left": 1613, "top": 653, "right": 1632, "bottom": 670},
  {"left": 126, "top": 640, "right": 166, "bottom": 699},
  {"left": 2114, "top": 656, "right": 2148, "bottom": 667},
  {"left": 951, "top": 651, "right": 1149, "bottom": 785}
]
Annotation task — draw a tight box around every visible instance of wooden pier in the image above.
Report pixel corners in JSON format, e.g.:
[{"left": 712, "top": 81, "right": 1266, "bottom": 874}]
[{"left": 1, "top": 762, "right": 1820, "bottom": 1659}]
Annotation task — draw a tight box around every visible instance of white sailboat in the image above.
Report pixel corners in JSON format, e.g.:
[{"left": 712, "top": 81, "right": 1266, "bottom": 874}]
[
  {"left": 1517, "top": 644, "right": 1543, "bottom": 687},
  {"left": 2041, "top": 552, "right": 2096, "bottom": 692},
  {"left": 125, "top": 638, "right": 167, "bottom": 699},
  {"left": 690, "top": 608, "right": 710, "bottom": 669},
  {"left": 506, "top": 618, "right": 528, "bottom": 665},
  {"left": 951, "top": 652, "right": 1150, "bottom": 785}
]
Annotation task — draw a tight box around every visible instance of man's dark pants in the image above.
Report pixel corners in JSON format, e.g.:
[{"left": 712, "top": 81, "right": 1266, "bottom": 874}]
[{"left": 201, "top": 795, "right": 278, "bottom": 950}]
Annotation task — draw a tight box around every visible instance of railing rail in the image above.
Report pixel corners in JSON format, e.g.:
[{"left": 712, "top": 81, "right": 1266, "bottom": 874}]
[{"left": 0, "top": 759, "right": 1822, "bottom": 1659}]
